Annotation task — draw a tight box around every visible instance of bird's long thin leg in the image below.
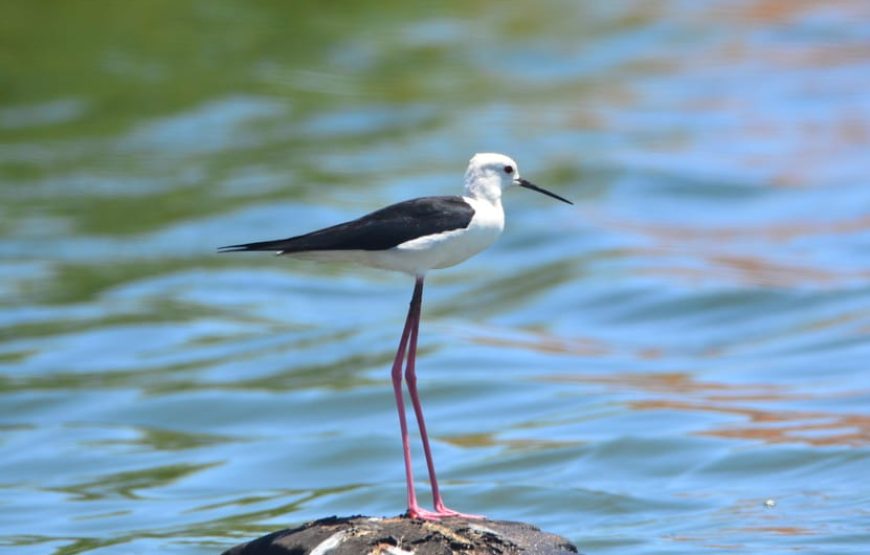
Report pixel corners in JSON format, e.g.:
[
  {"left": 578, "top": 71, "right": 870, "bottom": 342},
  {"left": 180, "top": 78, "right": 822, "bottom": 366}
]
[
  {"left": 404, "top": 275, "right": 484, "bottom": 520},
  {"left": 391, "top": 279, "right": 423, "bottom": 518}
]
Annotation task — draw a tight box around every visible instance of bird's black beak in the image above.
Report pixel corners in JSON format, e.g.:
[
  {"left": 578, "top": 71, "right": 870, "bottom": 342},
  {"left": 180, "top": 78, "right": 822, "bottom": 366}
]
[{"left": 517, "top": 178, "right": 573, "bottom": 205}]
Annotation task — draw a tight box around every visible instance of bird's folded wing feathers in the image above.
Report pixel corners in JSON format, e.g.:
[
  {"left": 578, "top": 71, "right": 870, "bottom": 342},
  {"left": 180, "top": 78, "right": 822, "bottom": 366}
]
[{"left": 218, "top": 196, "right": 474, "bottom": 254}]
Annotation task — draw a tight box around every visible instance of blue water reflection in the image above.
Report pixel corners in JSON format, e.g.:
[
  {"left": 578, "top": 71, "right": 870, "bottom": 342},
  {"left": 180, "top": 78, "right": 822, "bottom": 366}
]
[{"left": 1, "top": 1, "right": 868, "bottom": 554}]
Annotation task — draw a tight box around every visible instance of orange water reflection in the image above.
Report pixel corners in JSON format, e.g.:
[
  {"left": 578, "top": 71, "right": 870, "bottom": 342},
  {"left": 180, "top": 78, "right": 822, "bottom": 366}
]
[
  {"left": 585, "top": 213, "right": 870, "bottom": 287},
  {"left": 441, "top": 432, "right": 576, "bottom": 451},
  {"left": 473, "top": 332, "right": 610, "bottom": 357},
  {"left": 609, "top": 213, "right": 870, "bottom": 244},
  {"left": 543, "top": 371, "right": 869, "bottom": 447},
  {"left": 581, "top": 0, "right": 870, "bottom": 191}
]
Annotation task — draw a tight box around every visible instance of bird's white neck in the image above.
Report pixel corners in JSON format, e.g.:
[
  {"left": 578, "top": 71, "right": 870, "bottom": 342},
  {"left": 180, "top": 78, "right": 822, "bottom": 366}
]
[{"left": 464, "top": 172, "right": 503, "bottom": 205}]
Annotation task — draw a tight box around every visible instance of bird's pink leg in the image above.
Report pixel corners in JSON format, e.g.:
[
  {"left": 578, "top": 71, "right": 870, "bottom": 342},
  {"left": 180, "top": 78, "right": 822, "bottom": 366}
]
[
  {"left": 404, "top": 276, "right": 484, "bottom": 520},
  {"left": 391, "top": 279, "right": 423, "bottom": 518}
]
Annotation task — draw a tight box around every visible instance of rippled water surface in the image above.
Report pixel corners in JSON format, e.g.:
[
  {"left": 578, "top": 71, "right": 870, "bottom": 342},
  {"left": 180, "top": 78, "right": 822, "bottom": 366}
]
[{"left": 2, "top": 2, "right": 869, "bottom": 554}]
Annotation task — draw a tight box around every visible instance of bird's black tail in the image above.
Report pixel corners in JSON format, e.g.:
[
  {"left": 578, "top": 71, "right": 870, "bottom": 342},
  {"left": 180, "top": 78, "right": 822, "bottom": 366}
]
[{"left": 217, "top": 238, "right": 296, "bottom": 253}]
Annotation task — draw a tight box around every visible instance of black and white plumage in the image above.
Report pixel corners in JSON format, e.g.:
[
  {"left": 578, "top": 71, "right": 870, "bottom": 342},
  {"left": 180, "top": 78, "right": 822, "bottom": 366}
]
[
  {"left": 219, "top": 153, "right": 571, "bottom": 520},
  {"left": 218, "top": 195, "right": 474, "bottom": 256},
  {"left": 219, "top": 153, "right": 572, "bottom": 275}
]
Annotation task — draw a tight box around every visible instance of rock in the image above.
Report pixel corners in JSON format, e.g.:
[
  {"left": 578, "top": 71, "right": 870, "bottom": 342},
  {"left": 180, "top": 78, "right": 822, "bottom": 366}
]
[{"left": 223, "top": 515, "right": 579, "bottom": 555}]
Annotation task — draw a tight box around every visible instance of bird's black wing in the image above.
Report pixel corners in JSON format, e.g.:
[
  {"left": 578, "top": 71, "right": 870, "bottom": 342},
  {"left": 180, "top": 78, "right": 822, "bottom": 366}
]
[{"left": 218, "top": 196, "right": 474, "bottom": 254}]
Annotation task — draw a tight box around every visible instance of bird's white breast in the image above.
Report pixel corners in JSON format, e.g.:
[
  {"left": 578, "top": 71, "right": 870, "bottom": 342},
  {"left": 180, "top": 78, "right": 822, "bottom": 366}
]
[
  {"left": 364, "top": 196, "right": 504, "bottom": 275},
  {"left": 287, "top": 197, "right": 504, "bottom": 276}
]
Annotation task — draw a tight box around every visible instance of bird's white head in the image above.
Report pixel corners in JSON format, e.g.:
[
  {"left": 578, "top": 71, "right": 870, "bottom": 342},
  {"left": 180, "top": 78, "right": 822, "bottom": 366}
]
[
  {"left": 463, "top": 152, "right": 573, "bottom": 206},
  {"left": 463, "top": 153, "right": 521, "bottom": 203}
]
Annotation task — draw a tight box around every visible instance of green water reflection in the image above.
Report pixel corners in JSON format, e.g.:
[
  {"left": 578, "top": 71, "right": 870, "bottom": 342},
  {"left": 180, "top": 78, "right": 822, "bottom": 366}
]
[{"left": 2, "top": 1, "right": 869, "bottom": 554}]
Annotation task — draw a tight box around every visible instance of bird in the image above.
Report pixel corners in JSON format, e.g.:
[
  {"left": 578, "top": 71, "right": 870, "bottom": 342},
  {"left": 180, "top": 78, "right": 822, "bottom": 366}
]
[{"left": 219, "top": 153, "right": 572, "bottom": 520}]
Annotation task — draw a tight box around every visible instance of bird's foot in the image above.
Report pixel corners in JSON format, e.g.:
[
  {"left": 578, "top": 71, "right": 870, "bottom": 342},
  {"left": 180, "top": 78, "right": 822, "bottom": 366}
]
[
  {"left": 433, "top": 502, "right": 485, "bottom": 520},
  {"left": 405, "top": 506, "right": 444, "bottom": 521},
  {"left": 406, "top": 504, "right": 484, "bottom": 521}
]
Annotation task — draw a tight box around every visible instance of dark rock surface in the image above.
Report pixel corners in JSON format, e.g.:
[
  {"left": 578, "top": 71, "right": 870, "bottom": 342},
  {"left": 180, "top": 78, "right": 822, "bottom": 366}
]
[{"left": 223, "top": 515, "right": 579, "bottom": 555}]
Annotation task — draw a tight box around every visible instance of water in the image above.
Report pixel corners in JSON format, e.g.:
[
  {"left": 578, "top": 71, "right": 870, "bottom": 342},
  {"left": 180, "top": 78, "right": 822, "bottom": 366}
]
[{"left": 2, "top": 1, "right": 869, "bottom": 554}]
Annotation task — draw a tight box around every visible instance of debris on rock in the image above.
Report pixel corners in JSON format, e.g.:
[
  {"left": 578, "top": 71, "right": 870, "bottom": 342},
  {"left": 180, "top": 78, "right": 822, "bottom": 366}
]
[{"left": 223, "top": 515, "right": 580, "bottom": 555}]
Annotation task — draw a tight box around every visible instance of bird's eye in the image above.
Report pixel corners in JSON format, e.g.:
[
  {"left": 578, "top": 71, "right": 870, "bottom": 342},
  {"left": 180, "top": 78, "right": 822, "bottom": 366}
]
[{"left": 503, "top": 165, "right": 514, "bottom": 174}]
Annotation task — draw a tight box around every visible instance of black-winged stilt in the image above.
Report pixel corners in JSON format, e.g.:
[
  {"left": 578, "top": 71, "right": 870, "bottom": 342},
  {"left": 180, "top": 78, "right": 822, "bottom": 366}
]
[{"left": 219, "top": 153, "right": 572, "bottom": 520}]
